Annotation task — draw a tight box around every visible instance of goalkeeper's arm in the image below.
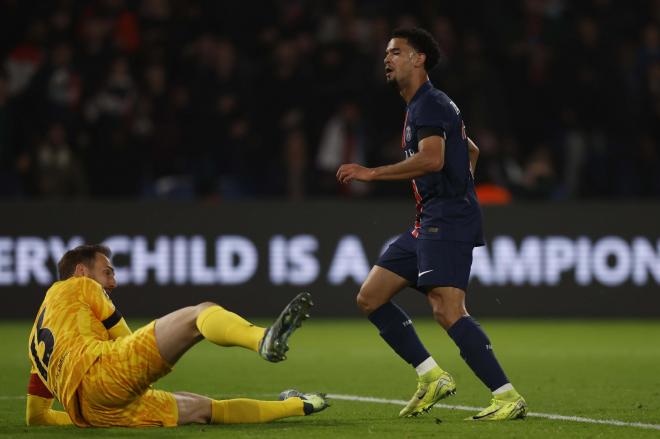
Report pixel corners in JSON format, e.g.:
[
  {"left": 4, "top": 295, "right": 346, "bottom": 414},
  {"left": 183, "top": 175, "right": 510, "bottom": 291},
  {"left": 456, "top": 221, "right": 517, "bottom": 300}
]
[
  {"left": 107, "top": 315, "right": 132, "bottom": 339},
  {"left": 26, "top": 373, "right": 72, "bottom": 426}
]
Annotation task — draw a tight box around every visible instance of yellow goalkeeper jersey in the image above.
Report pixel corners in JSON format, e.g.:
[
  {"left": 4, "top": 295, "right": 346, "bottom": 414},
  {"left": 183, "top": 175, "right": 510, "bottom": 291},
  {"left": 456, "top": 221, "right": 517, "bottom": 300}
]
[{"left": 28, "top": 276, "right": 121, "bottom": 409}]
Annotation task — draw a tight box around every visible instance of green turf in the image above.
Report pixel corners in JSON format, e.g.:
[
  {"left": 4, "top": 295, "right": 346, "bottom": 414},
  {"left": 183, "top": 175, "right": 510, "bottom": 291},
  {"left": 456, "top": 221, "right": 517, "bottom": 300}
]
[{"left": 1, "top": 319, "right": 659, "bottom": 438}]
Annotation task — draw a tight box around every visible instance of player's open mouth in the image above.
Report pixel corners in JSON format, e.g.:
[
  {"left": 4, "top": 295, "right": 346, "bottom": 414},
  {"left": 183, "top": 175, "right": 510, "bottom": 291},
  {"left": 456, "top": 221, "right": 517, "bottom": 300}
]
[{"left": 385, "top": 67, "right": 393, "bottom": 77}]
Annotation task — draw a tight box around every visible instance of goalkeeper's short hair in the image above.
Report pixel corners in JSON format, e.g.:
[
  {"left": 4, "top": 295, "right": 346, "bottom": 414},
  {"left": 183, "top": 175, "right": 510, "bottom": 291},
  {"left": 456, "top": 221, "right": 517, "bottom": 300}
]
[{"left": 58, "top": 244, "right": 112, "bottom": 279}]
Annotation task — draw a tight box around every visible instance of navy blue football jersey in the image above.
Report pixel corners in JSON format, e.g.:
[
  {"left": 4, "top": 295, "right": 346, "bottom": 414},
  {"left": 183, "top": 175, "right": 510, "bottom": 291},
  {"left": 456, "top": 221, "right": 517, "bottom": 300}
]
[{"left": 402, "top": 81, "right": 484, "bottom": 246}]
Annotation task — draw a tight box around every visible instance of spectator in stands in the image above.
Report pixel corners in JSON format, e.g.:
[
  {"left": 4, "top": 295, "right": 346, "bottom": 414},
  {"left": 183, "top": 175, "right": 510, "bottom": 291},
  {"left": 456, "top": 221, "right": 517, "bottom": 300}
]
[{"left": 0, "top": 1, "right": 658, "bottom": 200}]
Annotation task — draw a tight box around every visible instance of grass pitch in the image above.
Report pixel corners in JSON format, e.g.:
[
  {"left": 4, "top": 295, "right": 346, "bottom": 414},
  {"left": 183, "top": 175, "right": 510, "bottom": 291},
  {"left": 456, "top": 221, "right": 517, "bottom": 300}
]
[{"left": 1, "top": 318, "right": 659, "bottom": 438}]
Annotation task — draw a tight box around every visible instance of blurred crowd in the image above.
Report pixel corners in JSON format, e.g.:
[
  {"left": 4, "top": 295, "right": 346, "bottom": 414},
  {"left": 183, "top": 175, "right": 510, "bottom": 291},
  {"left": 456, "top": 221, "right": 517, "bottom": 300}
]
[{"left": 0, "top": 0, "right": 659, "bottom": 201}]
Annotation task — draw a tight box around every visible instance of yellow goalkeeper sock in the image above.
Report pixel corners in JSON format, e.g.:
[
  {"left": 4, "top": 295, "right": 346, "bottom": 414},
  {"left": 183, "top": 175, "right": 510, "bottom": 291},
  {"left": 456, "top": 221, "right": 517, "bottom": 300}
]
[
  {"left": 210, "top": 398, "right": 305, "bottom": 424},
  {"left": 196, "top": 305, "right": 265, "bottom": 351}
]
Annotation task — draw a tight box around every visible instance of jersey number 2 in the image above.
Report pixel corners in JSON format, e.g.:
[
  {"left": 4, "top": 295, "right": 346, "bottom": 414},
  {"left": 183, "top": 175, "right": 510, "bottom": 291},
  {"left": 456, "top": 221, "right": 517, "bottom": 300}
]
[{"left": 30, "top": 308, "right": 55, "bottom": 382}]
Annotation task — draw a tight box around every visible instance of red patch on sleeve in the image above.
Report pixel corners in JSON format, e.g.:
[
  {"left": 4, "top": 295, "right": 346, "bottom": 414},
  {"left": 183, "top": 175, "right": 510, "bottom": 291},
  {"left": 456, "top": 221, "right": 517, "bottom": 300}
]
[{"left": 28, "top": 373, "right": 53, "bottom": 398}]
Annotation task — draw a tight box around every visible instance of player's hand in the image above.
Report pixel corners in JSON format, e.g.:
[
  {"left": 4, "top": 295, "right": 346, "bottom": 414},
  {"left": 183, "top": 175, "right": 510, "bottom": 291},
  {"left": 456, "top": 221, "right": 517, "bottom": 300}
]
[{"left": 336, "top": 163, "right": 374, "bottom": 183}]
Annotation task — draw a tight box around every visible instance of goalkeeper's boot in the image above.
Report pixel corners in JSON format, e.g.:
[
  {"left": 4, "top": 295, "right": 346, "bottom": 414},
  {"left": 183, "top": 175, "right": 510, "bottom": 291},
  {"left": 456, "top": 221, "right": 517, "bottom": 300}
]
[
  {"left": 279, "top": 389, "right": 329, "bottom": 415},
  {"left": 399, "top": 367, "right": 456, "bottom": 417},
  {"left": 467, "top": 389, "right": 527, "bottom": 421},
  {"left": 259, "top": 292, "right": 313, "bottom": 362}
]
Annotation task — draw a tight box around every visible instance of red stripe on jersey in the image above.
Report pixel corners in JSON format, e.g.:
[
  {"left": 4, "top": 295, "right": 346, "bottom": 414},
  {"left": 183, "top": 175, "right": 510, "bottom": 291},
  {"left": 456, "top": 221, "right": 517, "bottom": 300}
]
[
  {"left": 28, "top": 373, "right": 53, "bottom": 398},
  {"left": 410, "top": 179, "right": 423, "bottom": 237},
  {"left": 401, "top": 111, "right": 409, "bottom": 149},
  {"left": 402, "top": 111, "right": 423, "bottom": 236}
]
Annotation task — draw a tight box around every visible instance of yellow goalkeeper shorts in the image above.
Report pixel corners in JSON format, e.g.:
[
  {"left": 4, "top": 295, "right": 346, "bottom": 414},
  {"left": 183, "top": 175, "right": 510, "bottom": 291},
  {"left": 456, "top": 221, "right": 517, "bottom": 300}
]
[{"left": 76, "top": 321, "right": 178, "bottom": 427}]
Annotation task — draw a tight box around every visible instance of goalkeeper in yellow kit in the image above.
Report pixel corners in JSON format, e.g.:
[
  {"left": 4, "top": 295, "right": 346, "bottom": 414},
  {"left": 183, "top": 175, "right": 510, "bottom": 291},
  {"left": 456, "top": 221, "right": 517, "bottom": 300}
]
[{"left": 26, "top": 244, "right": 327, "bottom": 428}]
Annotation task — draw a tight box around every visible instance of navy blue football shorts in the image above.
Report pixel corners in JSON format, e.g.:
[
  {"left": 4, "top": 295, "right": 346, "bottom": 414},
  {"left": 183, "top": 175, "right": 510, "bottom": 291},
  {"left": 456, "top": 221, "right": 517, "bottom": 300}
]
[{"left": 375, "top": 229, "right": 475, "bottom": 292}]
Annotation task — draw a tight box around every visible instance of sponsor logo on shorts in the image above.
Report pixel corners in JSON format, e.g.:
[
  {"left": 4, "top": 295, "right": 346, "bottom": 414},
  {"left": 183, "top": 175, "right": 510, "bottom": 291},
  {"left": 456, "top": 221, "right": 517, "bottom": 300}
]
[{"left": 418, "top": 269, "right": 434, "bottom": 277}]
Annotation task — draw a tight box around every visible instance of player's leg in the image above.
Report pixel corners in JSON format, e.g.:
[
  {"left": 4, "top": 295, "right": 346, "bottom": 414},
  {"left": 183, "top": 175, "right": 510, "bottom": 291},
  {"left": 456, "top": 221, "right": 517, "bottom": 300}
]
[
  {"left": 423, "top": 240, "right": 526, "bottom": 420},
  {"left": 428, "top": 286, "right": 509, "bottom": 386},
  {"left": 359, "top": 232, "right": 431, "bottom": 369},
  {"left": 356, "top": 265, "right": 408, "bottom": 312},
  {"left": 173, "top": 392, "right": 211, "bottom": 424},
  {"left": 173, "top": 391, "right": 328, "bottom": 425},
  {"left": 154, "top": 302, "right": 265, "bottom": 365},
  {"left": 360, "top": 232, "right": 452, "bottom": 417},
  {"left": 425, "top": 286, "right": 468, "bottom": 330},
  {"left": 358, "top": 262, "right": 432, "bottom": 372},
  {"left": 155, "top": 292, "right": 312, "bottom": 366},
  {"left": 393, "top": 283, "right": 457, "bottom": 419},
  {"left": 80, "top": 387, "right": 326, "bottom": 428},
  {"left": 369, "top": 233, "right": 455, "bottom": 417},
  {"left": 427, "top": 286, "right": 526, "bottom": 420}
]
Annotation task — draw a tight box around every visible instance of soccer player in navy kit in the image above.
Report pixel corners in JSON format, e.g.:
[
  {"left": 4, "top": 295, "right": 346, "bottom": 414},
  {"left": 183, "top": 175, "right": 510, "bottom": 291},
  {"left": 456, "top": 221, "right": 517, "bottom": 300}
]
[{"left": 337, "top": 28, "right": 527, "bottom": 421}]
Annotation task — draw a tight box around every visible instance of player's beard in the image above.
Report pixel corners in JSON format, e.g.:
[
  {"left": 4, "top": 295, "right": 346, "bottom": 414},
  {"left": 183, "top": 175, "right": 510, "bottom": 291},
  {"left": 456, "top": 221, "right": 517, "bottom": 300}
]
[{"left": 386, "top": 75, "right": 401, "bottom": 91}]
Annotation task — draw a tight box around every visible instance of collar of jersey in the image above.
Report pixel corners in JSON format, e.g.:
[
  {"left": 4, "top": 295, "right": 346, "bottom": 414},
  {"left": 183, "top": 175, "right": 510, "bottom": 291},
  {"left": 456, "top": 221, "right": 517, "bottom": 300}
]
[{"left": 408, "top": 81, "right": 433, "bottom": 108}]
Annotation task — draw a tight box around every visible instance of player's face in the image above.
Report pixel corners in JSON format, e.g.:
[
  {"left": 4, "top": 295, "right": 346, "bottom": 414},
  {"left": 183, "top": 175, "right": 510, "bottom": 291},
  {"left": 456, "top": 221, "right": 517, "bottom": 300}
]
[
  {"left": 384, "top": 38, "right": 418, "bottom": 88},
  {"left": 88, "top": 253, "right": 117, "bottom": 293}
]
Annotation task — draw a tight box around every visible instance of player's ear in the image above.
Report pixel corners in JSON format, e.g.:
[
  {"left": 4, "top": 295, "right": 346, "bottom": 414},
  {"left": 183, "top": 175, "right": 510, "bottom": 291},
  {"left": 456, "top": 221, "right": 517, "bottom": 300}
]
[
  {"left": 73, "top": 263, "right": 89, "bottom": 277},
  {"left": 415, "top": 52, "right": 426, "bottom": 68}
]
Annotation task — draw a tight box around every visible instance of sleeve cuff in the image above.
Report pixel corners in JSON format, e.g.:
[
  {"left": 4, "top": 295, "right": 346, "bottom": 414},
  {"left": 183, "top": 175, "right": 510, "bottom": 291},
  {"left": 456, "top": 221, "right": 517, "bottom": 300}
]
[{"left": 417, "top": 126, "right": 446, "bottom": 140}]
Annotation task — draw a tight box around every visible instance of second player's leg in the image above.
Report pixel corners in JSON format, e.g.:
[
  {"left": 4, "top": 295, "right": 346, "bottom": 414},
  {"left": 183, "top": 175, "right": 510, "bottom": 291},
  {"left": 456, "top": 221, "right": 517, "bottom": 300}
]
[
  {"left": 154, "top": 302, "right": 266, "bottom": 366},
  {"left": 427, "top": 286, "right": 527, "bottom": 420},
  {"left": 155, "top": 293, "right": 313, "bottom": 367},
  {"left": 174, "top": 392, "right": 212, "bottom": 424},
  {"left": 426, "top": 286, "right": 469, "bottom": 330},
  {"left": 356, "top": 266, "right": 432, "bottom": 370},
  {"left": 154, "top": 302, "right": 215, "bottom": 365},
  {"left": 356, "top": 265, "right": 409, "bottom": 314},
  {"left": 357, "top": 231, "right": 419, "bottom": 314},
  {"left": 357, "top": 265, "right": 455, "bottom": 418},
  {"left": 173, "top": 390, "right": 327, "bottom": 425}
]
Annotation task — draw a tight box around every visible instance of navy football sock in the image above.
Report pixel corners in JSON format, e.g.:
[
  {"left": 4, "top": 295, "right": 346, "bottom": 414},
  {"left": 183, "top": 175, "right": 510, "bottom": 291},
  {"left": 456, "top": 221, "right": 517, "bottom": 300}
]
[
  {"left": 447, "top": 316, "right": 509, "bottom": 391},
  {"left": 368, "top": 302, "right": 431, "bottom": 368}
]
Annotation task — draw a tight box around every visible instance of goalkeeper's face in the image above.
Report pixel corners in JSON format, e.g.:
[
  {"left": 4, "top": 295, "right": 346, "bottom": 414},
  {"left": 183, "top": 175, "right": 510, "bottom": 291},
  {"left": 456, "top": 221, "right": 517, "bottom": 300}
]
[{"left": 87, "top": 253, "right": 117, "bottom": 293}]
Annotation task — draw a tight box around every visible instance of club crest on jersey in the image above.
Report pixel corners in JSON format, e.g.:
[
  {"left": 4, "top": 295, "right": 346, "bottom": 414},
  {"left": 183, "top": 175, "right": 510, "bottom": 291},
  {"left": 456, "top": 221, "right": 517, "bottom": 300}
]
[{"left": 405, "top": 125, "right": 412, "bottom": 142}]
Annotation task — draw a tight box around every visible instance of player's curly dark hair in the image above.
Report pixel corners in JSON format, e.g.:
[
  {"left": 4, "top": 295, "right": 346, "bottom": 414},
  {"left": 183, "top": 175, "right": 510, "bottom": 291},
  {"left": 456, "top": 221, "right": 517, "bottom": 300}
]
[
  {"left": 391, "top": 27, "right": 442, "bottom": 72},
  {"left": 58, "top": 244, "right": 112, "bottom": 280}
]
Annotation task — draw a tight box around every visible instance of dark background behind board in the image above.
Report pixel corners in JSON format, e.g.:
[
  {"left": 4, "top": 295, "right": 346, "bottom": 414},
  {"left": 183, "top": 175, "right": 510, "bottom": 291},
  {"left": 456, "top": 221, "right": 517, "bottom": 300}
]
[{"left": 1, "top": 201, "right": 658, "bottom": 319}]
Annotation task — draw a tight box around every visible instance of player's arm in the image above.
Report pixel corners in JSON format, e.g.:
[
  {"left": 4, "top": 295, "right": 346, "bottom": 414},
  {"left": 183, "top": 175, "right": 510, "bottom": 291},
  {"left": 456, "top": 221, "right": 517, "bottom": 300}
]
[
  {"left": 105, "top": 310, "right": 132, "bottom": 339},
  {"left": 337, "top": 135, "right": 445, "bottom": 183},
  {"left": 467, "top": 137, "right": 479, "bottom": 177},
  {"left": 26, "top": 373, "right": 72, "bottom": 426},
  {"left": 81, "top": 278, "right": 132, "bottom": 339}
]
